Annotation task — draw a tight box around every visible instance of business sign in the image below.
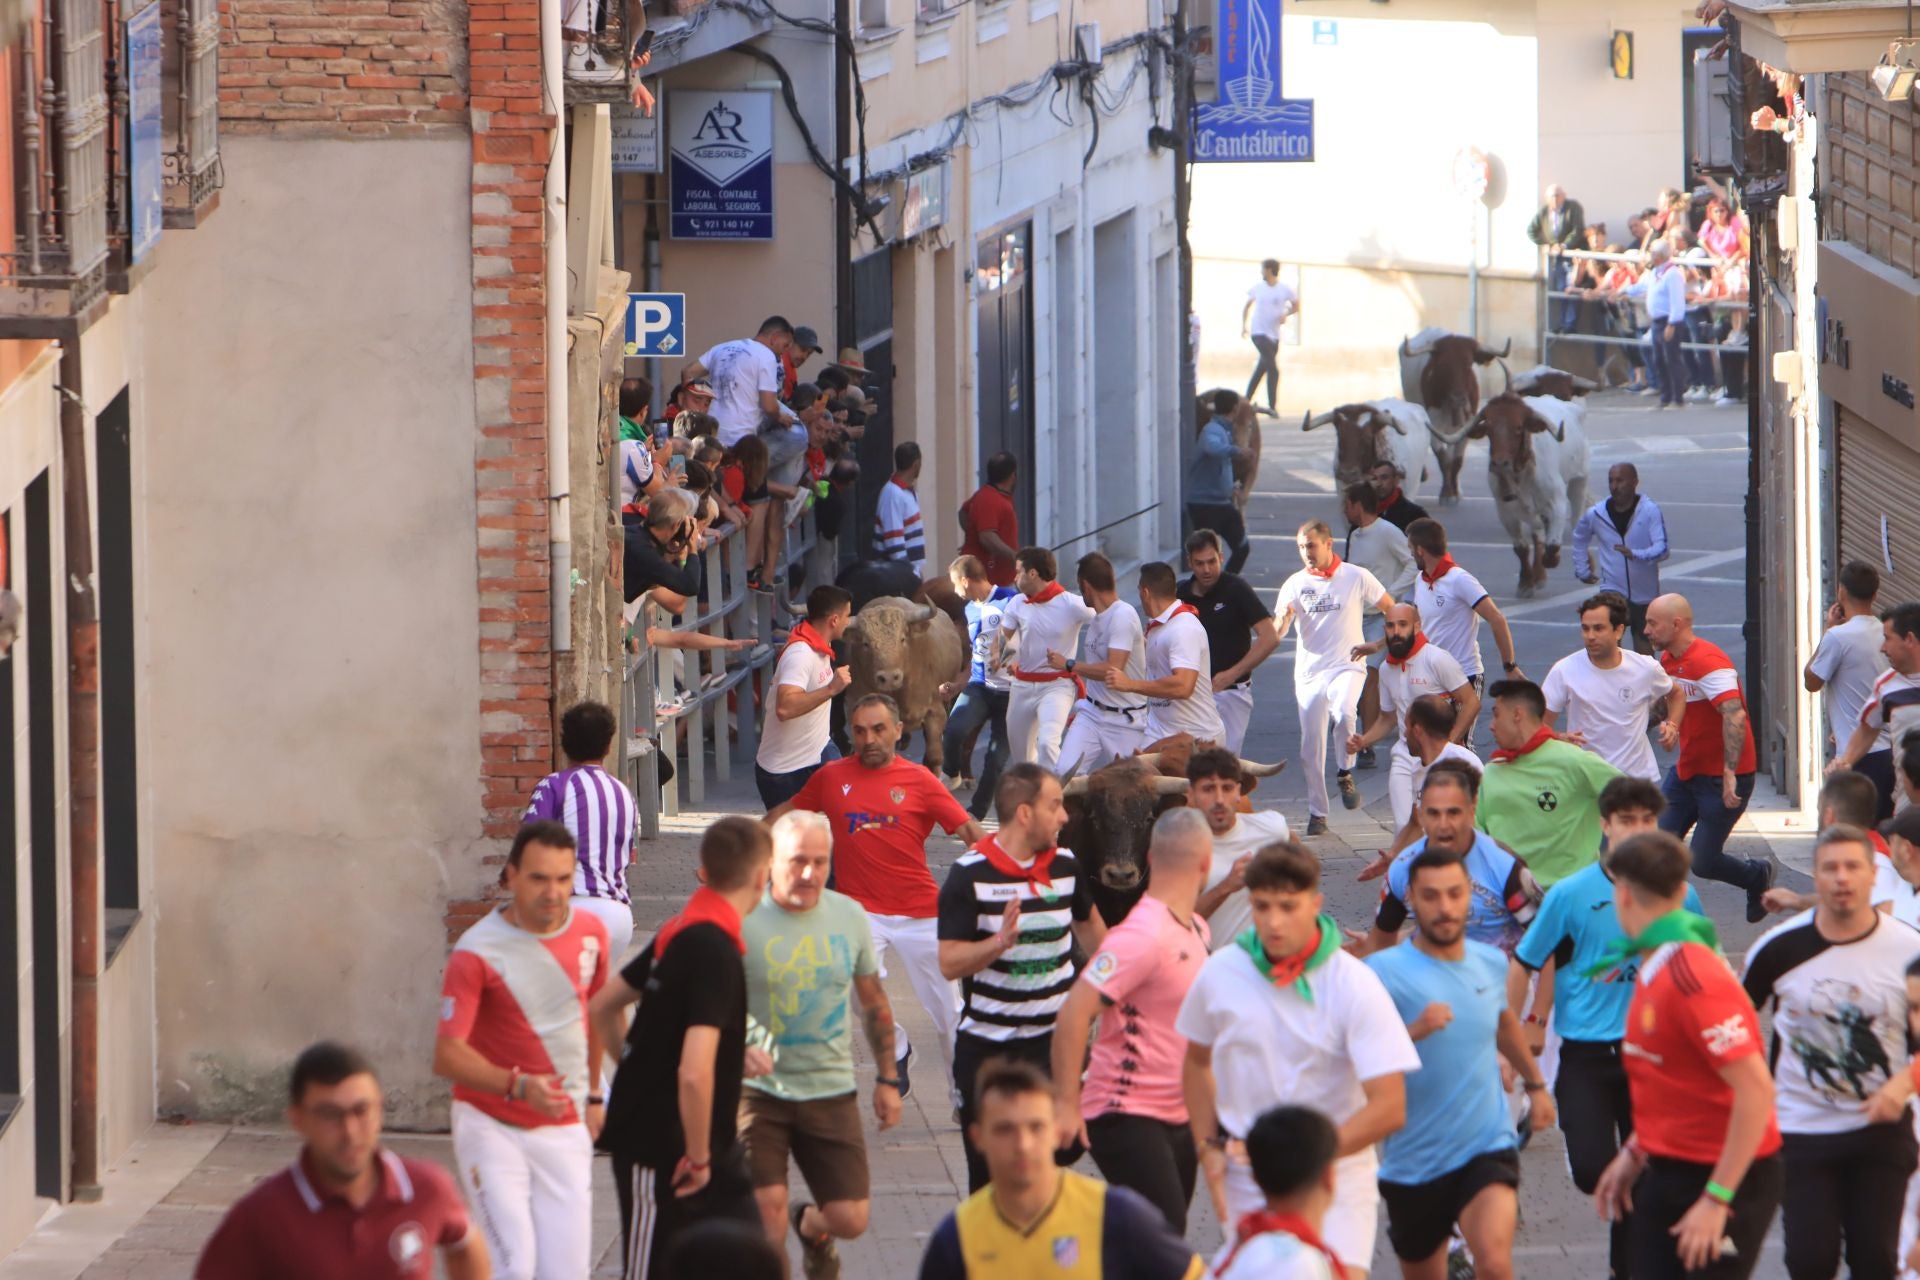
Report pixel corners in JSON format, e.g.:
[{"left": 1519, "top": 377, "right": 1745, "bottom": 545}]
[
  {"left": 625, "top": 293, "right": 686, "bottom": 358},
  {"left": 125, "top": 0, "right": 164, "bottom": 261},
  {"left": 1191, "top": 0, "right": 1314, "bottom": 163},
  {"left": 897, "top": 162, "right": 948, "bottom": 241},
  {"left": 669, "top": 90, "right": 773, "bottom": 240},
  {"left": 611, "top": 103, "right": 662, "bottom": 173}
]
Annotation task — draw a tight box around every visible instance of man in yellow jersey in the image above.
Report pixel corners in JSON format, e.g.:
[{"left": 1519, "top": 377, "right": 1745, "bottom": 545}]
[{"left": 916, "top": 1059, "right": 1202, "bottom": 1280}]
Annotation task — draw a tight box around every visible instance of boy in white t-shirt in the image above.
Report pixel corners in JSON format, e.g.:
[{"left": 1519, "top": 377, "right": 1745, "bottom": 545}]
[
  {"left": 1109, "top": 561, "right": 1225, "bottom": 744},
  {"left": 1404, "top": 517, "right": 1524, "bottom": 691},
  {"left": 995, "top": 546, "right": 1095, "bottom": 769},
  {"left": 1053, "top": 551, "right": 1150, "bottom": 771},
  {"left": 1209, "top": 1105, "right": 1349, "bottom": 1280},
  {"left": 755, "top": 585, "right": 853, "bottom": 809},
  {"left": 1541, "top": 591, "right": 1675, "bottom": 781},
  {"left": 1240, "top": 258, "right": 1298, "bottom": 415},
  {"left": 1807, "top": 561, "right": 1893, "bottom": 805},
  {"left": 1275, "top": 521, "right": 1393, "bottom": 835},
  {"left": 1179, "top": 841, "right": 1418, "bottom": 1278}
]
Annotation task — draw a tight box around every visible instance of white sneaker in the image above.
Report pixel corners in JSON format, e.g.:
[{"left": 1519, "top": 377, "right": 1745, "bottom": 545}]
[
  {"left": 1713, "top": 394, "right": 1739, "bottom": 407},
  {"left": 941, "top": 774, "right": 963, "bottom": 792},
  {"left": 1686, "top": 386, "right": 1712, "bottom": 403}
]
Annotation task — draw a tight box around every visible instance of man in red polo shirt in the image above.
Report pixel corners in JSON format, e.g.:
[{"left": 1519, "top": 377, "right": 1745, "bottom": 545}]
[
  {"left": 1592, "top": 831, "right": 1782, "bottom": 1279},
  {"left": 959, "top": 452, "right": 1021, "bottom": 588},
  {"left": 1645, "top": 592, "right": 1776, "bottom": 921},
  {"left": 196, "top": 1042, "right": 485, "bottom": 1280},
  {"left": 770, "top": 692, "right": 986, "bottom": 1092}
]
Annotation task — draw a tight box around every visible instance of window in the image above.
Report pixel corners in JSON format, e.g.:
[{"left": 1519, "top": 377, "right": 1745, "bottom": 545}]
[
  {"left": 97, "top": 391, "right": 139, "bottom": 941},
  {"left": 858, "top": 0, "right": 891, "bottom": 32},
  {"left": 0, "top": 508, "right": 19, "bottom": 1128}
]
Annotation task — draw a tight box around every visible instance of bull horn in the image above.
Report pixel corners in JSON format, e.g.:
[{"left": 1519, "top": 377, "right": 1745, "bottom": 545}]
[
  {"left": 1149, "top": 775, "right": 1191, "bottom": 796},
  {"left": 1059, "top": 754, "right": 1089, "bottom": 788},
  {"left": 1132, "top": 751, "right": 1163, "bottom": 769},
  {"left": 1301, "top": 409, "right": 1336, "bottom": 431},
  {"left": 1384, "top": 413, "right": 1407, "bottom": 436},
  {"left": 1430, "top": 419, "right": 1472, "bottom": 446},
  {"left": 901, "top": 602, "right": 936, "bottom": 623},
  {"left": 1571, "top": 374, "right": 1599, "bottom": 392},
  {"left": 1236, "top": 756, "right": 1288, "bottom": 778},
  {"left": 1398, "top": 336, "right": 1410, "bottom": 358},
  {"left": 1498, "top": 358, "right": 1512, "bottom": 393},
  {"left": 1063, "top": 775, "right": 1091, "bottom": 798}
]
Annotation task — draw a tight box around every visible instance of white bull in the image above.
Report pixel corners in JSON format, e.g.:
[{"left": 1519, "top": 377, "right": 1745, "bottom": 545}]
[
  {"left": 1300, "top": 398, "right": 1433, "bottom": 501},
  {"left": 1468, "top": 391, "right": 1592, "bottom": 596}
]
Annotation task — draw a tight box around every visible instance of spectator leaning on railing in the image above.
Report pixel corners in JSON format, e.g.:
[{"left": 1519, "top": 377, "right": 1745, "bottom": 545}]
[
  {"left": 1527, "top": 183, "right": 1585, "bottom": 331},
  {"left": 624, "top": 488, "right": 702, "bottom": 612}
]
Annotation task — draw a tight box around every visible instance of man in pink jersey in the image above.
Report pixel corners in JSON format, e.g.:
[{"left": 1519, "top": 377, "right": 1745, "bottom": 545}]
[
  {"left": 435, "top": 820, "right": 609, "bottom": 1280},
  {"left": 1052, "top": 807, "right": 1215, "bottom": 1233}
]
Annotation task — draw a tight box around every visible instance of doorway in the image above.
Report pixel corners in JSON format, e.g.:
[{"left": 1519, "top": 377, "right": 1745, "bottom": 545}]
[
  {"left": 976, "top": 223, "right": 1036, "bottom": 543},
  {"left": 850, "top": 249, "right": 895, "bottom": 568}
]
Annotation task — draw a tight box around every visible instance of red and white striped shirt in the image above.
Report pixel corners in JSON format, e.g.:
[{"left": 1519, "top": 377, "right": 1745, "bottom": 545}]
[{"left": 874, "top": 478, "right": 925, "bottom": 576}]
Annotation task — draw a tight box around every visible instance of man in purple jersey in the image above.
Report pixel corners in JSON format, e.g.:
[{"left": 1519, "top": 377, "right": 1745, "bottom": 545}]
[{"left": 525, "top": 701, "right": 638, "bottom": 962}]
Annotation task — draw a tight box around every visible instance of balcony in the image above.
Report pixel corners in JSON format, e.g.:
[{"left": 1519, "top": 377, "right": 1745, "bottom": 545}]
[
  {"left": 162, "top": 0, "right": 219, "bottom": 228},
  {"left": 564, "top": 0, "right": 640, "bottom": 105},
  {"left": 1724, "top": 0, "right": 1920, "bottom": 73}
]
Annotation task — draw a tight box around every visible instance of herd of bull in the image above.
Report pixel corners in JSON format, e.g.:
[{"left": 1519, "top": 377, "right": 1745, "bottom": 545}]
[{"left": 1304, "top": 326, "right": 1601, "bottom": 596}]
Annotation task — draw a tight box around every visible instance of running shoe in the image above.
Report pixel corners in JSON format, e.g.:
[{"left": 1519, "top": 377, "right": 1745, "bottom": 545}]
[
  {"left": 1305, "top": 815, "right": 1329, "bottom": 836},
  {"left": 790, "top": 1202, "right": 841, "bottom": 1280},
  {"left": 1356, "top": 747, "right": 1377, "bottom": 771},
  {"left": 1747, "top": 859, "right": 1776, "bottom": 924},
  {"left": 894, "top": 1044, "right": 914, "bottom": 1101},
  {"left": 1337, "top": 771, "right": 1359, "bottom": 810}
]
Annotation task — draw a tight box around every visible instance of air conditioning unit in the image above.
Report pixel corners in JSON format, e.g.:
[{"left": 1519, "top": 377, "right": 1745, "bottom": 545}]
[{"left": 1075, "top": 22, "right": 1101, "bottom": 67}]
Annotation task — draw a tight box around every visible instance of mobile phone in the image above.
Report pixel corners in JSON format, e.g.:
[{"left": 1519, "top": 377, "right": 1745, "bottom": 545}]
[{"left": 633, "top": 27, "right": 655, "bottom": 58}]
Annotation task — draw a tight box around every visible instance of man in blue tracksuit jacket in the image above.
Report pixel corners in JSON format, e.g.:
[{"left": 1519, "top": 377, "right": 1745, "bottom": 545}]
[{"left": 1572, "top": 462, "right": 1669, "bottom": 654}]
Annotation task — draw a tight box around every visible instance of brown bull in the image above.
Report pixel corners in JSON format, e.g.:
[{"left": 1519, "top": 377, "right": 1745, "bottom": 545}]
[
  {"left": 1399, "top": 330, "right": 1512, "bottom": 505},
  {"left": 843, "top": 596, "right": 968, "bottom": 774},
  {"left": 1510, "top": 365, "right": 1599, "bottom": 402}
]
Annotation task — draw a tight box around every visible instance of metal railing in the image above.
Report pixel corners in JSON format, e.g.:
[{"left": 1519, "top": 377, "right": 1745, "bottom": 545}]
[
  {"left": 164, "top": 0, "right": 221, "bottom": 226},
  {"left": 622, "top": 496, "right": 820, "bottom": 837},
  {"left": 1537, "top": 247, "right": 1750, "bottom": 387}
]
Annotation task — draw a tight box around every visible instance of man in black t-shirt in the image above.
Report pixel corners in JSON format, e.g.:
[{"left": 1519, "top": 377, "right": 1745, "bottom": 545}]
[
  {"left": 1369, "top": 460, "right": 1430, "bottom": 531},
  {"left": 624, "top": 489, "right": 703, "bottom": 611},
  {"left": 590, "top": 816, "right": 773, "bottom": 1279},
  {"left": 1177, "top": 529, "right": 1279, "bottom": 753}
]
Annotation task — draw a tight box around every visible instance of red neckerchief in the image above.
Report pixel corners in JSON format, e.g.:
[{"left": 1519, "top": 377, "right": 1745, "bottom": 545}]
[
  {"left": 1263, "top": 920, "right": 1324, "bottom": 990},
  {"left": 1025, "top": 581, "right": 1066, "bottom": 605},
  {"left": 1385, "top": 632, "right": 1429, "bottom": 668},
  {"left": 1420, "top": 554, "right": 1459, "bottom": 586},
  {"left": 976, "top": 833, "right": 1057, "bottom": 889},
  {"left": 653, "top": 886, "right": 746, "bottom": 957},
  {"left": 1307, "top": 554, "right": 1343, "bottom": 580},
  {"left": 1490, "top": 726, "right": 1554, "bottom": 763},
  {"left": 784, "top": 620, "right": 835, "bottom": 659},
  {"left": 1873, "top": 832, "right": 1893, "bottom": 859},
  {"left": 1148, "top": 602, "right": 1200, "bottom": 632},
  {"left": 890, "top": 476, "right": 914, "bottom": 492},
  {"left": 1217, "top": 1210, "right": 1349, "bottom": 1279},
  {"left": 1380, "top": 487, "right": 1404, "bottom": 511}
]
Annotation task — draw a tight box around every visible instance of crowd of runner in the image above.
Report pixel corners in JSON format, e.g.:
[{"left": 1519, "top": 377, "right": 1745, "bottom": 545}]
[{"left": 191, "top": 436, "right": 1920, "bottom": 1280}]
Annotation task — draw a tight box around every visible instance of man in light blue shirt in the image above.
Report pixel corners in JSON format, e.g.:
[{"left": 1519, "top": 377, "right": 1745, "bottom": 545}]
[
  {"left": 1616, "top": 241, "right": 1690, "bottom": 408},
  {"left": 1367, "top": 846, "right": 1552, "bottom": 1278},
  {"left": 1508, "top": 775, "right": 1701, "bottom": 1280},
  {"left": 1186, "top": 388, "right": 1254, "bottom": 574}
]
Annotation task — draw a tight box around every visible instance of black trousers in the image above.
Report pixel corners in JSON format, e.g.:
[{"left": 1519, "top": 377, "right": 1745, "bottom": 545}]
[
  {"left": 1246, "top": 334, "right": 1279, "bottom": 409},
  {"left": 952, "top": 1031, "right": 1084, "bottom": 1193},
  {"left": 1087, "top": 1112, "right": 1198, "bottom": 1235},
  {"left": 1781, "top": 1122, "right": 1917, "bottom": 1280},
  {"left": 614, "top": 1144, "right": 760, "bottom": 1279},
  {"left": 1186, "top": 502, "right": 1250, "bottom": 575},
  {"left": 1858, "top": 748, "right": 1899, "bottom": 822},
  {"left": 1557, "top": 1039, "right": 1636, "bottom": 1279},
  {"left": 1630, "top": 1153, "right": 1783, "bottom": 1280}
]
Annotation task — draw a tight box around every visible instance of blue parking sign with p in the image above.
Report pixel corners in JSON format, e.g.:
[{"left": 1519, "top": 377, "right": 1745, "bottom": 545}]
[{"left": 625, "top": 293, "right": 687, "bottom": 358}]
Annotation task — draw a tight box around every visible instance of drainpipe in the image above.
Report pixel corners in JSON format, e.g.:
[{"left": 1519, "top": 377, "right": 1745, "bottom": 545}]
[
  {"left": 58, "top": 340, "right": 102, "bottom": 1200},
  {"left": 542, "top": 0, "right": 572, "bottom": 658}
]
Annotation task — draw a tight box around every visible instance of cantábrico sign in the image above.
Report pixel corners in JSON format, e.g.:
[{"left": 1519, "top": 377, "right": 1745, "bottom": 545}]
[
  {"left": 669, "top": 90, "right": 774, "bottom": 240},
  {"left": 1191, "top": 0, "right": 1313, "bottom": 163}
]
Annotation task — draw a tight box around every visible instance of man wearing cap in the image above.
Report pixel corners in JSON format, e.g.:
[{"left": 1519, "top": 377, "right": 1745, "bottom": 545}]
[{"left": 782, "top": 324, "right": 823, "bottom": 399}]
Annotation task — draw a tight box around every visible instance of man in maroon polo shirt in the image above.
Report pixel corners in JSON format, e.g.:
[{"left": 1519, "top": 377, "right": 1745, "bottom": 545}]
[
  {"left": 959, "top": 452, "right": 1021, "bottom": 588},
  {"left": 196, "top": 1041, "right": 487, "bottom": 1279}
]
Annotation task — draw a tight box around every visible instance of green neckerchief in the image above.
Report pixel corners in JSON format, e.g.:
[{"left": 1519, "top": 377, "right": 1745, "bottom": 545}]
[
  {"left": 1581, "top": 907, "right": 1720, "bottom": 978},
  {"left": 618, "top": 414, "right": 646, "bottom": 442},
  {"left": 1235, "top": 913, "right": 1342, "bottom": 1003}
]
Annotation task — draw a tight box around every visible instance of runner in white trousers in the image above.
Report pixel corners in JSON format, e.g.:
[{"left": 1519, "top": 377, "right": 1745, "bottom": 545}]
[
  {"left": 1053, "top": 551, "right": 1150, "bottom": 771},
  {"left": 1274, "top": 520, "right": 1394, "bottom": 836},
  {"left": 996, "top": 546, "right": 1094, "bottom": 769}
]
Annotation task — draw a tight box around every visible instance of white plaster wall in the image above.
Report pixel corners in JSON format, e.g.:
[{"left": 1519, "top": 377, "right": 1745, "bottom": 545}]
[{"left": 140, "top": 135, "right": 482, "bottom": 1125}]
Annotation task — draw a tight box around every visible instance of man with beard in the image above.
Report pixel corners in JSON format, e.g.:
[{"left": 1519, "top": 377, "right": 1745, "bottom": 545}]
[
  {"left": 769, "top": 695, "right": 988, "bottom": 1101},
  {"left": 1370, "top": 461, "right": 1429, "bottom": 532},
  {"left": 1348, "top": 603, "right": 1479, "bottom": 835},
  {"left": 1367, "top": 848, "right": 1553, "bottom": 1280}
]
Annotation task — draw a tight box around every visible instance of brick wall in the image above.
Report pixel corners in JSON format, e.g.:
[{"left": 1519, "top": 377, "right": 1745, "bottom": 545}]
[{"left": 219, "top": 0, "right": 469, "bottom": 134}]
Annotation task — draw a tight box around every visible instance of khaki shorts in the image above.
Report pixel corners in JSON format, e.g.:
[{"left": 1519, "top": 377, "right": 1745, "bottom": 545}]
[{"left": 739, "top": 1090, "right": 870, "bottom": 1204}]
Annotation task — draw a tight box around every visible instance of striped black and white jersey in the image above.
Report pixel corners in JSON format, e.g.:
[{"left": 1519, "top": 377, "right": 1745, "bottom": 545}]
[
  {"left": 937, "top": 838, "right": 1094, "bottom": 1042},
  {"left": 1743, "top": 910, "right": 1920, "bottom": 1134}
]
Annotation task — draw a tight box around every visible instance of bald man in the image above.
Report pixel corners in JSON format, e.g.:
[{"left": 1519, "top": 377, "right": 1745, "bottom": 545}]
[
  {"left": 1644, "top": 593, "right": 1775, "bottom": 919},
  {"left": 1050, "top": 807, "right": 1214, "bottom": 1233},
  {"left": 1349, "top": 603, "right": 1480, "bottom": 832},
  {"left": 1571, "top": 463, "right": 1669, "bottom": 654}
]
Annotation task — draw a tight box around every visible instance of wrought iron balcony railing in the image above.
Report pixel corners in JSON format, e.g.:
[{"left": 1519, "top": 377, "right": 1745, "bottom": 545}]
[{"left": 162, "top": 0, "right": 216, "bottom": 226}]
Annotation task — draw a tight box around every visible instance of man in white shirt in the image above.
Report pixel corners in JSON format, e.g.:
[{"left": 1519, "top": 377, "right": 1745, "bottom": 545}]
[
  {"left": 1052, "top": 552, "right": 1149, "bottom": 770},
  {"left": 996, "top": 546, "right": 1096, "bottom": 769},
  {"left": 1110, "top": 561, "right": 1226, "bottom": 744},
  {"left": 1541, "top": 591, "right": 1675, "bottom": 781},
  {"left": 1358, "top": 698, "right": 1485, "bottom": 883},
  {"left": 1405, "top": 517, "right": 1524, "bottom": 740},
  {"left": 1240, "top": 257, "right": 1298, "bottom": 416},
  {"left": 1187, "top": 744, "right": 1292, "bottom": 951},
  {"left": 873, "top": 441, "right": 926, "bottom": 577},
  {"left": 1808, "top": 560, "right": 1891, "bottom": 809},
  {"left": 755, "top": 586, "right": 854, "bottom": 809},
  {"left": 1833, "top": 603, "right": 1920, "bottom": 820},
  {"left": 680, "top": 316, "right": 800, "bottom": 447},
  {"left": 1180, "top": 842, "right": 1418, "bottom": 1278},
  {"left": 1348, "top": 603, "right": 1479, "bottom": 832},
  {"left": 1275, "top": 520, "right": 1393, "bottom": 835},
  {"left": 1344, "top": 484, "right": 1418, "bottom": 770}
]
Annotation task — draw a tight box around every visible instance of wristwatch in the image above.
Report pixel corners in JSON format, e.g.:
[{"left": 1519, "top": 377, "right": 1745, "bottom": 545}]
[
  {"left": 1503, "top": 661, "right": 1521, "bottom": 672},
  {"left": 875, "top": 1076, "right": 903, "bottom": 1091}
]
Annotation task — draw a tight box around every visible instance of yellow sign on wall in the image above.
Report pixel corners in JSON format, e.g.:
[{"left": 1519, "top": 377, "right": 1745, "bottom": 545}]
[{"left": 1612, "top": 31, "right": 1634, "bottom": 80}]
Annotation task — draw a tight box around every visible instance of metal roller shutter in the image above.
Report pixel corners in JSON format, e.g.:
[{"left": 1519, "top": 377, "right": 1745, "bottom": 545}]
[{"left": 1837, "top": 405, "right": 1920, "bottom": 607}]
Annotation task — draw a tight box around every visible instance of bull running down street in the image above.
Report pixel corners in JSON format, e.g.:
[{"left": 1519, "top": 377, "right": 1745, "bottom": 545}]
[{"left": 58, "top": 392, "right": 1888, "bottom": 1280}]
